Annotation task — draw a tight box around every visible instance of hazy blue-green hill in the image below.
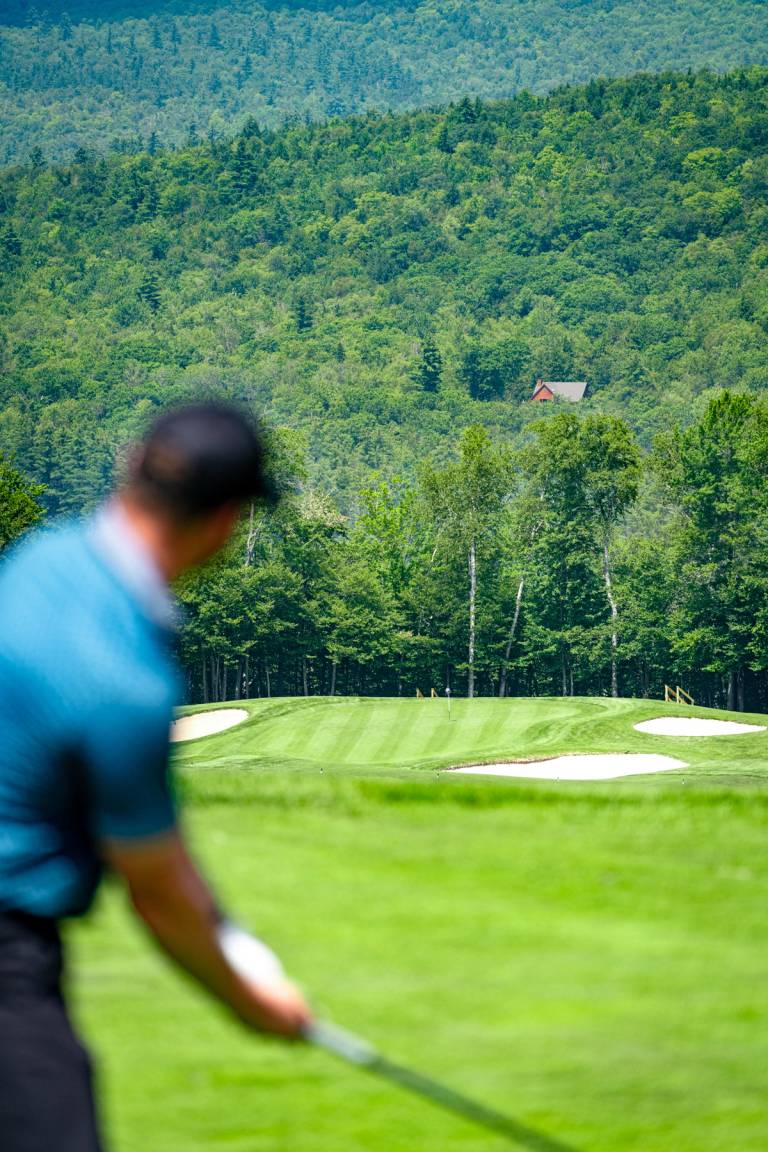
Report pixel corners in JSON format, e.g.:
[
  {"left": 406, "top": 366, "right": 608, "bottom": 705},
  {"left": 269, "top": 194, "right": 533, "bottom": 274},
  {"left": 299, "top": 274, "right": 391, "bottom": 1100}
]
[{"left": 2, "top": 0, "right": 768, "bottom": 162}]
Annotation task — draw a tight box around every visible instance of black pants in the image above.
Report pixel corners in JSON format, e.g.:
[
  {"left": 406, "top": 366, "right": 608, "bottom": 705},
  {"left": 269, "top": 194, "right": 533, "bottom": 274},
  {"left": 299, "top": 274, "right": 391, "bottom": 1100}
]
[{"left": 0, "top": 910, "right": 103, "bottom": 1152}]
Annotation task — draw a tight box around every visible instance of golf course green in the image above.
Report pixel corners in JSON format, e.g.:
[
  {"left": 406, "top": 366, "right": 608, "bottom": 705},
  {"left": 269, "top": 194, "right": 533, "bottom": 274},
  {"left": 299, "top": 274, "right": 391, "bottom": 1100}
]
[{"left": 70, "top": 696, "right": 768, "bottom": 1151}]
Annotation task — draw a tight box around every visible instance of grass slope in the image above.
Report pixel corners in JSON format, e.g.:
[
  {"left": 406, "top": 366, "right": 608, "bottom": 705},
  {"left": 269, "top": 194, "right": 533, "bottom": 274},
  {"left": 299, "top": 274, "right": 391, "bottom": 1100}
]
[{"left": 70, "top": 697, "right": 768, "bottom": 1152}]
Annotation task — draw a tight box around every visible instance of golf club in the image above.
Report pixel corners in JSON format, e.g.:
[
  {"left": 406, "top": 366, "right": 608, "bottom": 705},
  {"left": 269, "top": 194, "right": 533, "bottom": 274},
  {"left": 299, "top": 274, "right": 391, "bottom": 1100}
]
[
  {"left": 220, "top": 922, "right": 581, "bottom": 1152},
  {"left": 303, "top": 1019, "right": 580, "bottom": 1152}
]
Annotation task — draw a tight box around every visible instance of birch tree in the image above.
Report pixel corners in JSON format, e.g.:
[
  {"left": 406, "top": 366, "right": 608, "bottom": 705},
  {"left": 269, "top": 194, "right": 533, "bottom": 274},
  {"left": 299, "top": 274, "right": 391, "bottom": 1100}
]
[
  {"left": 420, "top": 426, "right": 512, "bottom": 698},
  {"left": 497, "top": 495, "right": 541, "bottom": 698},
  {"left": 579, "top": 415, "right": 641, "bottom": 697}
]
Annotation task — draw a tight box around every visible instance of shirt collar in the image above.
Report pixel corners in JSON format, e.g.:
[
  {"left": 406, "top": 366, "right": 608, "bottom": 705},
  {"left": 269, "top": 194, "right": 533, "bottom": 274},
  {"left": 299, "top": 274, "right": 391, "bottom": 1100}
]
[{"left": 88, "top": 501, "right": 178, "bottom": 631}]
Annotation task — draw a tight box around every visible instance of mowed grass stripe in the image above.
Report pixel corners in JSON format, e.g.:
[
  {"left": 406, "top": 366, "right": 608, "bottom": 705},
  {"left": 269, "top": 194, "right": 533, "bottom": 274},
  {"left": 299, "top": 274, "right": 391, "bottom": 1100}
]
[
  {"left": 324, "top": 700, "right": 390, "bottom": 765},
  {"left": 463, "top": 698, "right": 526, "bottom": 761},
  {"left": 362, "top": 698, "right": 433, "bottom": 766},
  {"left": 295, "top": 700, "right": 369, "bottom": 762},
  {"left": 174, "top": 695, "right": 768, "bottom": 784}
]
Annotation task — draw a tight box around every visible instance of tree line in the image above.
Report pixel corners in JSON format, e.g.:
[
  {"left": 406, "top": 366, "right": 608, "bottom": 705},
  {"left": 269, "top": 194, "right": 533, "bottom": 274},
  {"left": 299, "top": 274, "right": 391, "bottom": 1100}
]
[
  {"left": 2, "top": 389, "right": 766, "bottom": 710},
  {"left": 172, "top": 393, "right": 768, "bottom": 713}
]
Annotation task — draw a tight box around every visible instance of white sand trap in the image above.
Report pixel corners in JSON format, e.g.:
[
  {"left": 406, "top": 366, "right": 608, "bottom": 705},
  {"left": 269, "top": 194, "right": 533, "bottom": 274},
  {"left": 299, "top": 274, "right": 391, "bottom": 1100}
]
[
  {"left": 170, "top": 708, "right": 248, "bottom": 743},
  {"left": 452, "top": 753, "right": 687, "bottom": 781},
  {"left": 634, "top": 717, "right": 765, "bottom": 737}
]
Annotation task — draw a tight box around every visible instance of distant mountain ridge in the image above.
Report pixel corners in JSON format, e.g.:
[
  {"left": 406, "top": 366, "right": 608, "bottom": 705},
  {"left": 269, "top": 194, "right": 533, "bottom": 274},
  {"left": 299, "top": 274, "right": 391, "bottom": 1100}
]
[
  {"left": 1, "top": 0, "right": 767, "bottom": 162},
  {"left": 0, "top": 0, "right": 383, "bottom": 20}
]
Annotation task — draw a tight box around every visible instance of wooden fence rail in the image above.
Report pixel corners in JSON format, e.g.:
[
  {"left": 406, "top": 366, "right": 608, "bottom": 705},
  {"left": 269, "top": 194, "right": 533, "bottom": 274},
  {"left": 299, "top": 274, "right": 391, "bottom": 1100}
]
[{"left": 664, "top": 684, "right": 695, "bottom": 705}]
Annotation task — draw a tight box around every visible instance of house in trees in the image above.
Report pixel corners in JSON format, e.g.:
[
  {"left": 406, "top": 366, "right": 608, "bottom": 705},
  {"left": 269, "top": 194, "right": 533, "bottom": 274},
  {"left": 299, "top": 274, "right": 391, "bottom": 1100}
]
[{"left": 531, "top": 379, "right": 587, "bottom": 402}]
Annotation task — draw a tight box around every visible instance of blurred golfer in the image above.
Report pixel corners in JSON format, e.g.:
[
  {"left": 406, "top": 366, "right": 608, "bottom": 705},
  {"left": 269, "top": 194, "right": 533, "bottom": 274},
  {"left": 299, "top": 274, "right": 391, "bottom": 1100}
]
[{"left": 0, "top": 403, "right": 311, "bottom": 1152}]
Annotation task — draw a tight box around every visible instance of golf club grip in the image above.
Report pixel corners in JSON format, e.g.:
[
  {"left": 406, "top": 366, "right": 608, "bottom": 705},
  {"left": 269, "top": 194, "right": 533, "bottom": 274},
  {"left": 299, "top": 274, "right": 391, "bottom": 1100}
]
[{"left": 304, "top": 1020, "right": 582, "bottom": 1152}]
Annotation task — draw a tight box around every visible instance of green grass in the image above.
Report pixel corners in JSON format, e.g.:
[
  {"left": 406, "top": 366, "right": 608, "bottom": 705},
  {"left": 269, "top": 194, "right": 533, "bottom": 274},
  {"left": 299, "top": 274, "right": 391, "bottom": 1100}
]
[{"left": 69, "top": 697, "right": 768, "bottom": 1151}]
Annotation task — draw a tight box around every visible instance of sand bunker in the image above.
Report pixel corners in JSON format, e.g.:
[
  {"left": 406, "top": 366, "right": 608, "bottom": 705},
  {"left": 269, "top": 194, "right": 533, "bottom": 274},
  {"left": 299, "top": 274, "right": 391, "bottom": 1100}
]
[
  {"left": 452, "top": 753, "right": 687, "bottom": 781},
  {"left": 170, "top": 708, "right": 248, "bottom": 743},
  {"left": 634, "top": 717, "right": 765, "bottom": 737}
]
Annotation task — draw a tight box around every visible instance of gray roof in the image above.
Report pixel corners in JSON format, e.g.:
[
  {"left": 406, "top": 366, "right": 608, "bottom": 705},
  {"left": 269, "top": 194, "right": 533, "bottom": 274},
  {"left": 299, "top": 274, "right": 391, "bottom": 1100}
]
[{"left": 539, "top": 380, "right": 587, "bottom": 401}]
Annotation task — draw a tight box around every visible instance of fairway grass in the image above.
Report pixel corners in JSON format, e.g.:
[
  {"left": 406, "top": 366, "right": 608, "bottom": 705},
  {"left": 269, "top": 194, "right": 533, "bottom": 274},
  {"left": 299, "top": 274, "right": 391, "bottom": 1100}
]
[{"left": 70, "top": 697, "right": 768, "bottom": 1151}]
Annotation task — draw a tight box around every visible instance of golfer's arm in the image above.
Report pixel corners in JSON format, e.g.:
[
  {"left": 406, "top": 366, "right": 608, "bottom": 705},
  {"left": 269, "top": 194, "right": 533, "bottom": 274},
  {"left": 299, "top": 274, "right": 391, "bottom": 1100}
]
[{"left": 102, "top": 830, "right": 309, "bottom": 1037}]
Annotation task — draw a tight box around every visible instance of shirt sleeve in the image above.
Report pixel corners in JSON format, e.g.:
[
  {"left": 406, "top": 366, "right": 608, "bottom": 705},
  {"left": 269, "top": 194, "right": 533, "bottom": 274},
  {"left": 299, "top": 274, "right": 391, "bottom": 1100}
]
[{"left": 80, "top": 695, "right": 177, "bottom": 842}]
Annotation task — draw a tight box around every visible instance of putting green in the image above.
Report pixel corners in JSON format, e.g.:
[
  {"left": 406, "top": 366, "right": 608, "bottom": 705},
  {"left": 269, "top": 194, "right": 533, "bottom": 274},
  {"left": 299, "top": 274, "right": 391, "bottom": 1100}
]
[
  {"left": 170, "top": 695, "right": 768, "bottom": 787},
  {"left": 70, "top": 697, "right": 768, "bottom": 1152}
]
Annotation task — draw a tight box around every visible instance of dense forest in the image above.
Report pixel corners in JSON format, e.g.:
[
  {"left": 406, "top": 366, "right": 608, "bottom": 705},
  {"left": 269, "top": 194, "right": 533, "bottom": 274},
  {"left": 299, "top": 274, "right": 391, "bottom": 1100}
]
[
  {"left": 1, "top": 69, "right": 767, "bottom": 510},
  {"left": 2, "top": 68, "right": 768, "bottom": 708},
  {"left": 167, "top": 394, "right": 767, "bottom": 712},
  {"left": 2, "top": 0, "right": 768, "bottom": 162},
  {"left": 4, "top": 392, "right": 767, "bottom": 712}
]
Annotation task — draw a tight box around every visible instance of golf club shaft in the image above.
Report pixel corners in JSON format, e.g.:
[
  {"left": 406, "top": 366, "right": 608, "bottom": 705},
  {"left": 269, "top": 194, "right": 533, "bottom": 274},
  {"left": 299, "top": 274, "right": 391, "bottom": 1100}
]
[{"left": 304, "top": 1021, "right": 581, "bottom": 1152}]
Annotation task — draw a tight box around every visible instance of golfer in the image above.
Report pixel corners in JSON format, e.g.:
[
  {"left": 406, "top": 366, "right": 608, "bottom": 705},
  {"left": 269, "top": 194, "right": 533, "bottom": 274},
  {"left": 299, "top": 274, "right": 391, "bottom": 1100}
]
[{"left": 0, "top": 403, "right": 311, "bottom": 1152}]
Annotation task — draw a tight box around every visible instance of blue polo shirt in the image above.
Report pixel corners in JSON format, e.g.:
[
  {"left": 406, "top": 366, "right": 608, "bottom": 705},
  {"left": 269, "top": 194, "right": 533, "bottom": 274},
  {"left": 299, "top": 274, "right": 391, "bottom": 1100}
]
[{"left": 0, "top": 509, "right": 180, "bottom": 919}]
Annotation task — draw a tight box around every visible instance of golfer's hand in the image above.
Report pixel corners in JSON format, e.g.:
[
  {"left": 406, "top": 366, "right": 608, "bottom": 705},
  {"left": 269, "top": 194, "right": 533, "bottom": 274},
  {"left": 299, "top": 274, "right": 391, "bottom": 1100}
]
[{"left": 238, "top": 977, "right": 312, "bottom": 1038}]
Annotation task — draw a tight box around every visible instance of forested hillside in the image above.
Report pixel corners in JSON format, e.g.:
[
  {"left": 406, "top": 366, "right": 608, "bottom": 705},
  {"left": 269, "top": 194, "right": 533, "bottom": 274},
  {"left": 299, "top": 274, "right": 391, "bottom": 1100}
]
[
  {"left": 1, "top": 69, "right": 767, "bottom": 512},
  {"left": 2, "top": 69, "right": 768, "bottom": 708},
  {"left": 2, "top": 0, "right": 768, "bottom": 162}
]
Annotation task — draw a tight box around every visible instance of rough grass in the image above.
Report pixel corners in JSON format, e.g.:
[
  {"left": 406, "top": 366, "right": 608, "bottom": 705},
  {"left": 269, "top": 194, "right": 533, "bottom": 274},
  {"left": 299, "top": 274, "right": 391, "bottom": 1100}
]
[{"left": 69, "top": 697, "right": 768, "bottom": 1152}]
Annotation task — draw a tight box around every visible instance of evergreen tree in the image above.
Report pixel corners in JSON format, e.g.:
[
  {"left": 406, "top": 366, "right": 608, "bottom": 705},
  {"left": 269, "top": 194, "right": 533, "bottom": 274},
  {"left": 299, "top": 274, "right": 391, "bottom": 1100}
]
[
  {"left": 0, "top": 223, "right": 22, "bottom": 271},
  {"left": 230, "top": 138, "right": 260, "bottom": 197},
  {"left": 294, "top": 295, "right": 313, "bottom": 332},
  {"left": 436, "top": 123, "right": 453, "bottom": 154},
  {"left": 414, "top": 338, "right": 443, "bottom": 392},
  {"left": 137, "top": 271, "right": 161, "bottom": 312}
]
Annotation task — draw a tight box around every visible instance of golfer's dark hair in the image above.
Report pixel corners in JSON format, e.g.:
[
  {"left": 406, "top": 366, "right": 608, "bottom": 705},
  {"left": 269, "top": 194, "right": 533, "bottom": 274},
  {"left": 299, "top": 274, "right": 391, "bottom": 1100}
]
[{"left": 129, "top": 403, "right": 277, "bottom": 518}]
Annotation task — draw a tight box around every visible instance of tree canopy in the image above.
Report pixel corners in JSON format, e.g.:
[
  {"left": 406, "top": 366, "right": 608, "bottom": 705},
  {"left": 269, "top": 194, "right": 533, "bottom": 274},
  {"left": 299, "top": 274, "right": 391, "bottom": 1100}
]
[
  {"left": 168, "top": 393, "right": 768, "bottom": 713},
  {"left": 0, "top": 457, "right": 45, "bottom": 551},
  {"left": 2, "top": 68, "right": 768, "bottom": 710},
  {"left": 1, "top": 69, "right": 767, "bottom": 516},
  {"left": 2, "top": 0, "right": 768, "bottom": 162}
]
